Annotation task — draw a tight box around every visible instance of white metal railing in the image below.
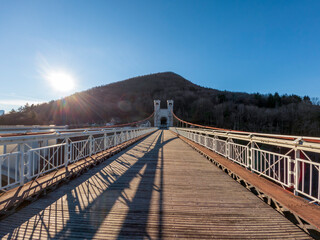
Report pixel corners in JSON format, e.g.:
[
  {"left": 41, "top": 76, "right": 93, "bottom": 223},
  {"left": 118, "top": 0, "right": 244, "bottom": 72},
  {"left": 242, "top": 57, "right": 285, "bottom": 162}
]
[
  {"left": 251, "top": 148, "right": 290, "bottom": 187},
  {"left": 70, "top": 139, "right": 90, "bottom": 163},
  {"left": 92, "top": 137, "right": 104, "bottom": 155},
  {"left": 206, "top": 137, "right": 215, "bottom": 151},
  {"left": 216, "top": 139, "right": 227, "bottom": 157},
  {"left": 0, "top": 152, "right": 21, "bottom": 189},
  {"left": 295, "top": 158, "right": 320, "bottom": 203},
  {"left": 170, "top": 127, "right": 320, "bottom": 204},
  {"left": 28, "top": 143, "right": 67, "bottom": 178},
  {"left": 228, "top": 142, "right": 249, "bottom": 168},
  {"left": 0, "top": 127, "right": 156, "bottom": 191}
]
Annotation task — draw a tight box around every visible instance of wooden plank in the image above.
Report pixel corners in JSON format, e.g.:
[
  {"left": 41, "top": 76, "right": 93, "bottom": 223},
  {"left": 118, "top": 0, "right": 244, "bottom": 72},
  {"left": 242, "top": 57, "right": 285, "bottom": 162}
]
[
  {"left": 176, "top": 131, "right": 320, "bottom": 232},
  {"left": 0, "top": 130, "right": 311, "bottom": 239}
]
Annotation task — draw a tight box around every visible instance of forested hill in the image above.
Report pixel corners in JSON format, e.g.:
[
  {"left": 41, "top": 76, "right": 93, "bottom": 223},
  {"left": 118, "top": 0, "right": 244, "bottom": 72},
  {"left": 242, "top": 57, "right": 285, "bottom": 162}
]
[{"left": 1, "top": 72, "right": 320, "bottom": 136}]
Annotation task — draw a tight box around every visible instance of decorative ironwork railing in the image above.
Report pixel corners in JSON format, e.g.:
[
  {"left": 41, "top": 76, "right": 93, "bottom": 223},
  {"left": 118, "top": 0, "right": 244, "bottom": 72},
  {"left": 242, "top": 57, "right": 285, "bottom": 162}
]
[
  {"left": 170, "top": 127, "right": 320, "bottom": 204},
  {"left": 0, "top": 127, "right": 156, "bottom": 191}
]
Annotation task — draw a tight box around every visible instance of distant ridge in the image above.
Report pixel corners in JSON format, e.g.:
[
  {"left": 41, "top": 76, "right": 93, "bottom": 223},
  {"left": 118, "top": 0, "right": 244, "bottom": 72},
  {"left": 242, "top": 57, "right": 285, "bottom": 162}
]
[{"left": 1, "top": 72, "right": 320, "bottom": 136}]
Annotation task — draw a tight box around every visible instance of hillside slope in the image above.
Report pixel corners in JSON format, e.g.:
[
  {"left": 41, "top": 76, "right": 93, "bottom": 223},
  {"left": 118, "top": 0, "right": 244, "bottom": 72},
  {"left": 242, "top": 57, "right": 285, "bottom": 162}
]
[{"left": 1, "top": 72, "right": 320, "bottom": 136}]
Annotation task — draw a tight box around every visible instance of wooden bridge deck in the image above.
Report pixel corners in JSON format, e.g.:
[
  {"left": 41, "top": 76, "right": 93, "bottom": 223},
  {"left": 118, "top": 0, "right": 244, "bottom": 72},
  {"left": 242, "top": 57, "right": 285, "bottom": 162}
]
[{"left": 0, "top": 130, "right": 311, "bottom": 239}]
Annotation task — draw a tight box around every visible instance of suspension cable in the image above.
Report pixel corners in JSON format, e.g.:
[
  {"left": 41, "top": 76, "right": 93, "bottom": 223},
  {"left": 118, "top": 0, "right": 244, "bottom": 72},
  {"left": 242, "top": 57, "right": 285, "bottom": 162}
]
[{"left": 172, "top": 111, "right": 320, "bottom": 144}]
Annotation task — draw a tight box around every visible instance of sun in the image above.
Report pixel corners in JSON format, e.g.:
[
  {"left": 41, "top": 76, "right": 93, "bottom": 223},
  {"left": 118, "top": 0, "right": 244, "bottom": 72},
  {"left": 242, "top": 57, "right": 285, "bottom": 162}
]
[{"left": 46, "top": 71, "right": 75, "bottom": 92}]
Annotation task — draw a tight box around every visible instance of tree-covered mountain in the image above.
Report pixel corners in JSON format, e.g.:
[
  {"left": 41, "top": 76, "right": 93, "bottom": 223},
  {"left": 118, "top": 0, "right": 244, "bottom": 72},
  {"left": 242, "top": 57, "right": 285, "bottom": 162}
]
[{"left": 1, "top": 72, "right": 320, "bottom": 136}]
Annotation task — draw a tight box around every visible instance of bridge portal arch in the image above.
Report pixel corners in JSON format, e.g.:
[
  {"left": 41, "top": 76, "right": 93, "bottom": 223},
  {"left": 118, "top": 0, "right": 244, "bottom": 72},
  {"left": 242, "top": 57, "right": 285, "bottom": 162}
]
[
  {"left": 154, "top": 100, "right": 173, "bottom": 128},
  {"left": 160, "top": 117, "right": 168, "bottom": 126}
]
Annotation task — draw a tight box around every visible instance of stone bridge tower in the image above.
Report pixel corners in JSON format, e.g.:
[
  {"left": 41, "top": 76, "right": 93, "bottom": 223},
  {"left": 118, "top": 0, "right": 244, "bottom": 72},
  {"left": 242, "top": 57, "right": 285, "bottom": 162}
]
[{"left": 154, "top": 100, "right": 174, "bottom": 128}]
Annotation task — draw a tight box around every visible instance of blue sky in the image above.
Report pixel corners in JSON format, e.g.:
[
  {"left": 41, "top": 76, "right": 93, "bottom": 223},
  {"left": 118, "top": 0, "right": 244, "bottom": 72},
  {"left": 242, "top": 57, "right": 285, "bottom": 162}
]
[{"left": 1, "top": 0, "right": 320, "bottom": 112}]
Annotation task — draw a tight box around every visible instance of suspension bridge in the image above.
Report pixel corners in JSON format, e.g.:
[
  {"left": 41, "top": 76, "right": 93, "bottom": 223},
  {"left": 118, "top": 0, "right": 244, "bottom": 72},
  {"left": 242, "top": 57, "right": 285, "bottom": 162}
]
[{"left": 0, "top": 100, "right": 320, "bottom": 239}]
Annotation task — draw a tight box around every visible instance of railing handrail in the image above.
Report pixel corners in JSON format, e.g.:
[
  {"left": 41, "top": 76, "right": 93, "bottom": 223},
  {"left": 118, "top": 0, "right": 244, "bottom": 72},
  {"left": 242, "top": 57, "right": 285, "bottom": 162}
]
[
  {"left": 177, "top": 127, "right": 320, "bottom": 153},
  {"left": 28, "top": 142, "right": 67, "bottom": 152},
  {"left": 0, "top": 127, "right": 149, "bottom": 145}
]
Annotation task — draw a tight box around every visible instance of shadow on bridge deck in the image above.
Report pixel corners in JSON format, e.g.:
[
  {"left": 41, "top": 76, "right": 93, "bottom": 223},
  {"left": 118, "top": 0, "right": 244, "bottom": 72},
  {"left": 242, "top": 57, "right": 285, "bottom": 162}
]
[
  {"left": 0, "top": 131, "right": 174, "bottom": 239},
  {"left": 0, "top": 130, "right": 311, "bottom": 239}
]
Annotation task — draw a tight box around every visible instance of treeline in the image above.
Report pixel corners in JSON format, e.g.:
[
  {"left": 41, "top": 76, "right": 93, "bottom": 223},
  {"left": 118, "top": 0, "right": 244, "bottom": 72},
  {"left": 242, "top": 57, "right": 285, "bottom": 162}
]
[{"left": 1, "top": 72, "right": 320, "bottom": 136}]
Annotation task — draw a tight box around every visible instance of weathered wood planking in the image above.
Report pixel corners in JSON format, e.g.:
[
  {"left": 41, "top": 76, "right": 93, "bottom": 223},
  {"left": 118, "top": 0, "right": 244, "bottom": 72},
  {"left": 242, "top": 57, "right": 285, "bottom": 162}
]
[
  {"left": 176, "top": 131, "right": 320, "bottom": 233},
  {"left": 0, "top": 130, "right": 311, "bottom": 239}
]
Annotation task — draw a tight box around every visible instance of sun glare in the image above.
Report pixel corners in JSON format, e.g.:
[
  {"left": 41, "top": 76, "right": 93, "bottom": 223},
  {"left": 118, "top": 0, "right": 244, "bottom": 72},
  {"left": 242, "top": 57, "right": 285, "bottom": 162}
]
[{"left": 46, "top": 71, "right": 75, "bottom": 92}]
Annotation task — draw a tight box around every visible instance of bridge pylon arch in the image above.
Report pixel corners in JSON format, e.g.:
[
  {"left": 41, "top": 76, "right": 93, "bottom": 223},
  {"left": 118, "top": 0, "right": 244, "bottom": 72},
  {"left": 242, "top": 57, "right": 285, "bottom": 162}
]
[{"left": 154, "top": 100, "right": 173, "bottom": 128}]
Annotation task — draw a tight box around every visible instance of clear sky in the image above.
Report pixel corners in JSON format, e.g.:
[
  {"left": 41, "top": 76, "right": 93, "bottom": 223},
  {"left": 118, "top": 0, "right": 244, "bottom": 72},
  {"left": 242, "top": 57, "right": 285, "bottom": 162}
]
[{"left": 1, "top": 0, "right": 320, "bottom": 112}]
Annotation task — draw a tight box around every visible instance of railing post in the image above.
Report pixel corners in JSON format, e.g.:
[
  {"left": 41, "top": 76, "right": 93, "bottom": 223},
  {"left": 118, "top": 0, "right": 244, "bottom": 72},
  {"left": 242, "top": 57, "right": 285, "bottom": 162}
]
[
  {"left": 64, "top": 141, "right": 69, "bottom": 168},
  {"left": 205, "top": 134, "right": 209, "bottom": 149},
  {"left": 19, "top": 151, "right": 24, "bottom": 185},
  {"left": 70, "top": 141, "right": 73, "bottom": 162},
  {"left": 17, "top": 143, "right": 24, "bottom": 185},
  {"left": 294, "top": 149, "right": 300, "bottom": 195},
  {"left": 248, "top": 136, "right": 253, "bottom": 170},
  {"left": 226, "top": 137, "right": 229, "bottom": 159},
  {"left": 205, "top": 135, "right": 208, "bottom": 148},
  {"left": 27, "top": 151, "right": 32, "bottom": 180},
  {"left": 114, "top": 132, "right": 117, "bottom": 146},
  {"left": 213, "top": 136, "right": 216, "bottom": 152},
  {"left": 104, "top": 132, "right": 107, "bottom": 150},
  {"left": 246, "top": 144, "right": 250, "bottom": 169},
  {"left": 89, "top": 135, "right": 93, "bottom": 156},
  {"left": 288, "top": 156, "right": 294, "bottom": 188}
]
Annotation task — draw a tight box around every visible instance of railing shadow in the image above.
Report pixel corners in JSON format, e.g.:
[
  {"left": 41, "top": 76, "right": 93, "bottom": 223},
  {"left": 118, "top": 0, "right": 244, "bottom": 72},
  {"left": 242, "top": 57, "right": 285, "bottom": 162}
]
[{"left": 0, "top": 130, "right": 176, "bottom": 239}]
